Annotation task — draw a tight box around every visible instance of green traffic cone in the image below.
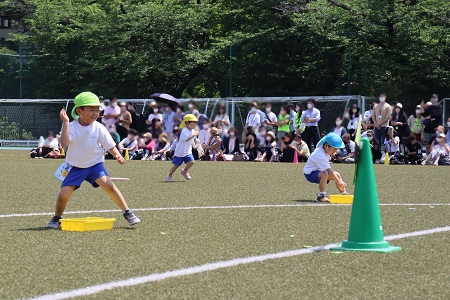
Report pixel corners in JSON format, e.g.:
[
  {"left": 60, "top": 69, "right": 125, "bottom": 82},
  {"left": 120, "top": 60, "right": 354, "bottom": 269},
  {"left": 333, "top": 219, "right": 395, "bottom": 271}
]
[{"left": 331, "top": 137, "right": 401, "bottom": 253}]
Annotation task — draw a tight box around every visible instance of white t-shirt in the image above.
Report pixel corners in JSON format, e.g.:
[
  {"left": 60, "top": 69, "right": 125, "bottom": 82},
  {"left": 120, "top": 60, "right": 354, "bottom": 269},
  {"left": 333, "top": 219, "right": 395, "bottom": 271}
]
[
  {"left": 198, "top": 128, "right": 210, "bottom": 145},
  {"left": 263, "top": 111, "right": 277, "bottom": 123},
  {"left": 363, "top": 110, "right": 372, "bottom": 122},
  {"left": 432, "top": 144, "right": 449, "bottom": 157},
  {"left": 43, "top": 137, "right": 59, "bottom": 150},
  {"left": 303, "top": 147, "right": 331, "bottom": 175},
  {"left": 174, "top": 127, "right": 194, "bottom": 157},
  {"left": 246, "top": 113, "right": 261, "bottom": 128},
  {"left": 333, "top": 127, "right": 345, "bottom": 137},
  {"left": 104, "top": 105, "right": 120, "bottom": 128},
  {"left": 213, "top": 114, "right": 231, "bottom": 132},
  {"left": 341, "top": 140, "right": 356, "bottom": 155},
  {"left": 347, "top": 116, "right": 360, "bottom": 130},
  {"left": 148, "top": 113, "right": 163, "bottom": 123},
  {"left": 120, "top": 137, "right": 138, "bottom": 155},
  {"left": 384, "top": 136, "right": 400, "bottom": 153},
  {"left": 66, "top": 120, "right": 116, "bottom": 168}
]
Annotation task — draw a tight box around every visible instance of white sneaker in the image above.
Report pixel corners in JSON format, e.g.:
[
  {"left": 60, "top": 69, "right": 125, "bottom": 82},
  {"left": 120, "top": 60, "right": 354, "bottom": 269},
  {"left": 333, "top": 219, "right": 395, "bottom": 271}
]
[
  {"left": 181, "top": 169, "right": 191, "bottom": 180},
  {"left": 123, "top": 210, "right": 140, "bottom": 226},
  {"left": 165, "top": 174, "right": 173, "bottom": 182}
]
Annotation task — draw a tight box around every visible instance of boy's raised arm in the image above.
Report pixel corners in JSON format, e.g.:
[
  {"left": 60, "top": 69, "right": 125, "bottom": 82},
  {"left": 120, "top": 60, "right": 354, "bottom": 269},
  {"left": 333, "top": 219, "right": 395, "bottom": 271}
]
[{"left": 59, "top": 109, "right": 70, "bottom": 148}]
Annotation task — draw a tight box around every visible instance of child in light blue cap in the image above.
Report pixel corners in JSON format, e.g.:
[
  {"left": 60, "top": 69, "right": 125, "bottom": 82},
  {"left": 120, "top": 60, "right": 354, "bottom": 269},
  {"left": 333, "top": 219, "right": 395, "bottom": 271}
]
[{"left": 303, "top": 132, "right": 348, "bottom": 202}]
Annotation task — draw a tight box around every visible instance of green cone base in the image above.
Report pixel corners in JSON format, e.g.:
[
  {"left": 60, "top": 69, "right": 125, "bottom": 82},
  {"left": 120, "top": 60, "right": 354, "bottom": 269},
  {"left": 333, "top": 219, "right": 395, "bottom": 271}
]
[{"left": 330, "top": 240, "right": 402, "bottom": 253}]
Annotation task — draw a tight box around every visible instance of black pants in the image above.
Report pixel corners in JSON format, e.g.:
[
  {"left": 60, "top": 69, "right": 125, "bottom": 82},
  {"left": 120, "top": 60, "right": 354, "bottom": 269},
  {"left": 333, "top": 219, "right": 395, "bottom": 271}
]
[{"left": 302, "top": 126, "right": 320, "bottom": 153}]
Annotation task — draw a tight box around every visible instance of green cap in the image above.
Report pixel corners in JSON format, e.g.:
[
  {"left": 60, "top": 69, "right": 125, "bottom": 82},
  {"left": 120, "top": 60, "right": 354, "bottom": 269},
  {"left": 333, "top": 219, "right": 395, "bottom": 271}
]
[{"left": 71, "top": 92, "right": 101, "bottom": 120}]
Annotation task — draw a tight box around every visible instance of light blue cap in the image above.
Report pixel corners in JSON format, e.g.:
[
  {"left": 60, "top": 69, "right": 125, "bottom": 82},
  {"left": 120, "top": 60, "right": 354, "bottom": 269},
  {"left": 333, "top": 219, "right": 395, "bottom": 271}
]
[{"left": 317, "top": 132, "right": 345, "bottom": 149}]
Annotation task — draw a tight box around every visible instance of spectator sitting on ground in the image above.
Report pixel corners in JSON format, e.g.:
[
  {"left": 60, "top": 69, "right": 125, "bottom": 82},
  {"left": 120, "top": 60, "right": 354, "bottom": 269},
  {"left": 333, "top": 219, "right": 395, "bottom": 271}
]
[
  {"left": 201, "top": 127, "right": 223, "bottom": 160},
  {"left": 280, "top": 132, "right": 296, "bottom": 162},
  {"left": 255, "top": 131, "right": 276, "bottom": 162},
  {"left": 404, "top": 134, "right": 423, "bottom": 165},
  {"left": 330, "top": 116, "right": 347, "bottom": 137},
  {"left": 141, "top": 132, "right": 156, "bottom": 160},
  {"left": 149, "top": 118, "right": 164, "bottom": 139},
  {"left": 244, "top": 127, "right": 259, "bottom": 161},
  {"left": 407, "top": 105, "right": 424, "bottom": 141},
  {"left": 262, "top": 102, "right": 278, "bottom": 132},
  {"left": 198, "top": 118, "right": 211, "bottom": 145},
  {"left": 30, "top": 131, "right": 60, "bottom": 158},
  {"left": 365, "top": 130, "right": 381, "bottom": 163},
  {"left": 290, "top": 134, "right": 310, "bottom": 162},
  {"left": 213, "top": 105, "right": 230, "bottom": 134},
  {"left": 380, "top": 126, "right": 400, "bottom": 164},
  {"left": 345, "top": 103, "right": 360, "bottom": 140},
  {"left": 256, "top": 126, "right": 267, "bottom": 145},
  {"left": 422, "top": 133, "right": 450, "bottom": 165},
  {"left": 118, "top": 129, "right": 139, "bottom": 157},
  {"left": 333, "top": 133, "right": 355, "bottom": 163},
  {"left": 150, "top": 133, "right": 170, "bottom": 161},
  {"left": 222, "top": 127, "right": 240, "bottom": 154}
]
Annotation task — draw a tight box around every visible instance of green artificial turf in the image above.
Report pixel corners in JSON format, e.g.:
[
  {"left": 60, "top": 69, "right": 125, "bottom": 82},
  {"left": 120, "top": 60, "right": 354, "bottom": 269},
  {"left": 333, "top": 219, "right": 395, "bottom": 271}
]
[{"left": 0, "top": 150, "right": 449, "bottom": 299}]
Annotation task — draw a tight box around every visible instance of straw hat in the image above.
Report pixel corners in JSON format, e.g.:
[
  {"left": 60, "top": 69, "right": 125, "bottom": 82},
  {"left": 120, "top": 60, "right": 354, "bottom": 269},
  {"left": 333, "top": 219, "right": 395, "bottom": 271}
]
[
  {"left": 210, "top": 127, "right": 219, "bottom": 136},
  {"left": 143, "top": 132, "right": 152, "bottom": 139}
]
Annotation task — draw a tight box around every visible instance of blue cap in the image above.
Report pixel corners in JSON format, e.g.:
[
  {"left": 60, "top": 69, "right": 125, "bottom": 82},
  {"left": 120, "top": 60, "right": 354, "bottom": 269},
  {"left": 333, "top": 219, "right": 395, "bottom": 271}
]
[{"left": 317, "top": 132, "right": 345, "bottom": 149}]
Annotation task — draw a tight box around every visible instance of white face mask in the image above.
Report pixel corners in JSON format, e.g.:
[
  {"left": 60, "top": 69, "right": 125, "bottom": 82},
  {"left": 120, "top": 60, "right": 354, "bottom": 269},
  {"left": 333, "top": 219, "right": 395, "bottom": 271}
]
[
  {"left": 431, "top": 98, "right": 438, "bottom": 104},
  {"left": 111, "top": 102, "right": 117, "bottom": 107},
  {"left": 335, "top": 121, "right": 342, "bottom": 126},
  {"left": 379, "top": 97, "right": 386, "bottom": 102},
  {"left": 260, "top": 131, "right": 266, "bottom": 136},
  {"left": 153, "top": 108, "right": 159, "bottom": 113},
  {"left": 352, "top": 108, "right": 357, "bottom": 113},
  {"left": 307, "top": 103, "right": 313, "bottom": 109},
  {"left": 251, "top": 107, "right": 257, "bottom": 113},
  {"left": 368, "top": 136, "right": 374, "bottom": 141},
  {"left": 266, "top": 107, "right": 271, "bottom": 112},
  {"left": 188, "top": 104, "right": 194, "bottom": 109},
  {"left": 218, "top": 129, "right": 223, "bottom": 134},
  {"left": 265, "top": 136, "right": 272, "bottom": 141},
  {"left": 416, "top": 110, "right": 421, "bottom": 114},
  {"left": 436, "top": 138, "right": 444, "bottom": 143},
  {"left": 436, "top": 130, "right": 442, "bottom": 135},
  {"left": 203, "top": 124, "right": 209, "bottom": 129},
  {"left": 229, "top": 132, "right": 235, "bottom": 136},
  {"left": 447, "top": 122, "right": 450, "bottom": 127},
  {"left": 395, "top": 108, "right": 400, "bottom": 114}
]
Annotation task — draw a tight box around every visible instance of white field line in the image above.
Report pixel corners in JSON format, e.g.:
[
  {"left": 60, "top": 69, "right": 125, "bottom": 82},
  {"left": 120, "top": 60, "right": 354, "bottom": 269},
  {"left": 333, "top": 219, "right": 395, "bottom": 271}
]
[
  {"left": 29, "top": 225, "right": 450, "bottom": 300},
  {"left": 1, "top": 203, "right": 449, "bottom": 219}
]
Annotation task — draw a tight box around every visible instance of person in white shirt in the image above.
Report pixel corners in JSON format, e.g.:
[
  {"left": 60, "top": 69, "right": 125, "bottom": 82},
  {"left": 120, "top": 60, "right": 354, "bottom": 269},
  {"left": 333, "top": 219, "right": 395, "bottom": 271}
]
[
  {"left": 333, "top": 133, "right": 355, "bottom": 163},
  {"left": 46, "top": 92, "right": 140, "bottom": 229},
  {"left": 303, "top": 132, "right": 348, "bottom": 202},
  {"left": 262, "top": 102, "right": 278, "bottom": 131},
  {"left": 213, "top": 105, "right": 231, "bottom": 134},
  {"left": 146, "top": 106, "right": 163, "bottom": 125},
  {"left": 245, "top": 102, "right": 261, "bottom": 133},
  {"left": 32, "top": 131, "right": 60, "bottom": 158},
  {"left": 185, "top": 100, "right": 200, "bottom": 118},
  {"left": 330, "top": 116, "right": 347, "bottom": 137},
  {"left": 446, "top": 117, "right": 450, "bottom": 147},
  {"left": 302, "top": 98, "right": 321, "bottom": 152},
  {"left": 198, "top": 118, "right": 211, "bottom": 145},
  {"left": 345, "top": 104, "right": 361, "bottom": 139},
  {"left": 380, "top": 126, "right": 400, "bottom": 164},
  {"left": 118, "top": 129, "right": 139, "bottom": 156},
  {"left": 362, "top": 101, "right": 375, "bottom": 130},
  {"left": 103, "top": 97, "right": 121, "bottom": 128},
  {"left": 166, "top": 114, "right": 199, "bottom": 182},
  {"left": 422, "top": 133, "right": 450, "bottom": 165}
]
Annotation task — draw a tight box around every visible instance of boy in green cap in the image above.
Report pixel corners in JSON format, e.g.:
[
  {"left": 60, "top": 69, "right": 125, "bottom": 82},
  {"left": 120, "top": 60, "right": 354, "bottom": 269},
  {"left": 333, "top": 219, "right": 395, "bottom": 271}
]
[{"left": 46, "top": 92, "right": 140, "bottom": 228}]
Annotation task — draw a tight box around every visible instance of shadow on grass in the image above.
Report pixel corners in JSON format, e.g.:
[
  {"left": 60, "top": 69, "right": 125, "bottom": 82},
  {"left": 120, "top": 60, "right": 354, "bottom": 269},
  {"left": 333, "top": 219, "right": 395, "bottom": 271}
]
[
  {"left": 16, "top": 227, "right": 55, "bottom": 231},
  {"left": 157, "top": 181, "right": 186, "bottom": 183},
  {"left": 292, "top": 199, "right": 318, "bottom": 203}
]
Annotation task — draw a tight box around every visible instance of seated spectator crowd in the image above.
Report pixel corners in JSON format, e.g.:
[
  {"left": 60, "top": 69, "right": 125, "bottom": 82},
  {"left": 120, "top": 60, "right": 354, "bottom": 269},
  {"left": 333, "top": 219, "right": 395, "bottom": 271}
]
[{"left": 30, "top": 93, "right": 450, "bottom": 166}]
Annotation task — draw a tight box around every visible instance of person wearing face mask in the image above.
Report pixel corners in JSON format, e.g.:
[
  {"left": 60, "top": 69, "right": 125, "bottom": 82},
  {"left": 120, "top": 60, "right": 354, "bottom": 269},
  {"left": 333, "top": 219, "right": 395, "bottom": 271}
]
[
  {"left": 257, "top": 127, "right": 267, "bottom": 145},
  {"left": 146, "top": 106, "right": 163, "bottom": 125},
  {"left": 331, "top": 116, "right": 347, "bottom": 137},
  {"left": 422, "top": 94, "right": 442, "bottom": 154},
  {"left": 213, "top": 105, "right": 230, "bottom": 133},
  {"left": 422, "top": 133, "right": 450, "bottom": 165},
  {"left": 244, "top": 102, "right": 261, "bottom": 139},
  {"left": 345, "top": 104, "right": 361, "bottom": 139},
  {"left": 256, "top": 131, "right": 277, "bottom": 162},
  {"left": 287, "top": 103, "right": 298, "bottom": 136},
  {"left": 366, "top": 130, "right": 381, "bottom": 163},
  {"left": 390, "top": 103, "right": 409, "bottom": 152},
  {"left": 163, "top": 105, "right": 175, "bottom": 143},
  {"left": 118, "top": 129, "right": 139, "bottom": 157},
  {"left": 372, "top": 93, "right": 392, "bottom": 148},
  {"left": 104, "top": 97, "right": 121, "bottom": 128},
  {"left": 262, "top": 102, "right": 278, "bottom": 131},
  {"left": 380, "top": 126, "right": 401, "bottom": 164},
  {"left": 276, "top": 105, "right": 291, "bottom": 142},
  {"left": 185, "top": 100, "right": 200, "bottom": 118},
  {"left": 301, "top": 98, "right": 321, "bottom": 153},
  {"left": 198, "top": 118, "right": 211, "bottom": 146},
  {"left": 407, "top": 105, "right": 424, "bottom": 141},
  {"left": 222, "top": 127, "right": 240, "bottom": 155},
  {"left": 294, "top": 102, "right": 306, "bottom": 135}
]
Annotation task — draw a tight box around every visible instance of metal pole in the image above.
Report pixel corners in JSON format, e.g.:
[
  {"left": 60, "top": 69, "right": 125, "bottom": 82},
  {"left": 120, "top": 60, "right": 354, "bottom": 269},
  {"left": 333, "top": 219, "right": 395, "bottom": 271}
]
[
  {"left": 229, "top": 45, "right": 235, "bottom": 126},
  {"left": 19, "top": 44, "right": 23, "bottom": 138},
  {"left": 347, "top": 51, "right": 351, "bottom": 95}
]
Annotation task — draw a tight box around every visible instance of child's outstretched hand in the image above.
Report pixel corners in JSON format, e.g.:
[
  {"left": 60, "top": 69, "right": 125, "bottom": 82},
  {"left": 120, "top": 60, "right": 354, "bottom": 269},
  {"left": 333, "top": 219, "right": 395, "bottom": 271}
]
[
  {"left": 115, "top": 155, "right": 125, "bottom": 165},
  {"left": 60, "top": 109, "right": 69, "bottom": 123}
]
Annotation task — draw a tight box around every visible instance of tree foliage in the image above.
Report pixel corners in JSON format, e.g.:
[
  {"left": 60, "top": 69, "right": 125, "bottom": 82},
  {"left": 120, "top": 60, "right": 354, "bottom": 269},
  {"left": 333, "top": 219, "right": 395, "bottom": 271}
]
[{"left": 1, "top": 0, "right": 448, "bottom": 102}]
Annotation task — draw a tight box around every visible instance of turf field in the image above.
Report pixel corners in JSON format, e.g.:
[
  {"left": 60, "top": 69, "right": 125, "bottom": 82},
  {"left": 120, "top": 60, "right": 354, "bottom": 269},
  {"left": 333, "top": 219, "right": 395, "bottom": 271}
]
[{"left": 0, "top": 150, "right": 449, "bottom": 300}]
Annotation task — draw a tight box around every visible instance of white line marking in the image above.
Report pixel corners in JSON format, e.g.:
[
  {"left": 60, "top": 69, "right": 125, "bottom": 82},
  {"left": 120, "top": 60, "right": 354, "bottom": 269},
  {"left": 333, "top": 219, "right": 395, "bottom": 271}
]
[
  {"left": 1, "top": 203, "right": 449, "bottom": 219},
  {"left": 29, "top": 225, "right": 450, "bottom": 300}
]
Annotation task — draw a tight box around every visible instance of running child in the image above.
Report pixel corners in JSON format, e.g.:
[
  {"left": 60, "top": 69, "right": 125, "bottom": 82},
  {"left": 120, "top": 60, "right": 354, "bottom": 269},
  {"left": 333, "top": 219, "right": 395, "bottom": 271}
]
[
  {"left": 303, "top": 132, "right": 347, "bottom": 202},
  {"left": 46, "top": 92, "right": 141, "bottom": 228},
  {"left": 166, "top": 114, "right": 198, "bottom": 181}
]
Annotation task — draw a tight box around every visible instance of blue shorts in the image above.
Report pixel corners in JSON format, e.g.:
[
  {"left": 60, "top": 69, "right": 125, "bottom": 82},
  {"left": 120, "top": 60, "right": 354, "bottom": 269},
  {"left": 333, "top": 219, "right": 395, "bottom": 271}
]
[
  {"left": 172, "top": 154, "right": 195, "bottom": 167},
  {"left": 304, "top": 170, "right": 329, "bottom": 184},
  {"left": 62, "top": 162, "right": 109, "bottom": 189}
]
